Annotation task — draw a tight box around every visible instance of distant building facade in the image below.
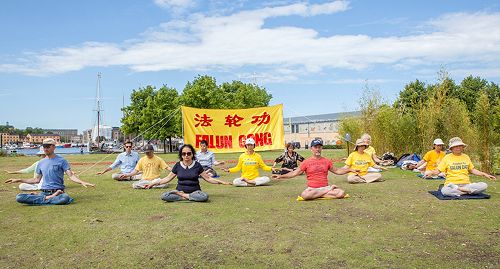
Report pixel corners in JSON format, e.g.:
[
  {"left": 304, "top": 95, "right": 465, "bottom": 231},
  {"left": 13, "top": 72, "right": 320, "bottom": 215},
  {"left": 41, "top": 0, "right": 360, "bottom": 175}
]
[
  {"left": 26, "top": 134, "right": 61, "bottom": 144},
  {"left": 283, "top": 111, "right": 360, "bottom": 148},
  {"left": 44, "top": 129, "right": 78, "bottom": 142},
  {"left": 0, "top": 133, "right": 20, "bottom": 144}
]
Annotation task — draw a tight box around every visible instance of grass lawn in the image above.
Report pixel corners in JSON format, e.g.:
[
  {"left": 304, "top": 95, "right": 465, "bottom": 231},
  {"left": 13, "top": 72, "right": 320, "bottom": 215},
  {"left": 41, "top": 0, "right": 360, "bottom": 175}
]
[{"left": 0, "top": 149, "right": 499, "bottom": 268}]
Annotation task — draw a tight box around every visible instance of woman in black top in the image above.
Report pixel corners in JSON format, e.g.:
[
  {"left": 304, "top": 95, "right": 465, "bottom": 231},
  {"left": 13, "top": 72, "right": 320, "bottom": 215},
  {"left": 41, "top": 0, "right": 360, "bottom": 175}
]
[
  {"left": 272, "top": 142, "right": 305, "bottom": 175},
  {"left": 145, "top": 144, "right": 231, "bottom": 202}
]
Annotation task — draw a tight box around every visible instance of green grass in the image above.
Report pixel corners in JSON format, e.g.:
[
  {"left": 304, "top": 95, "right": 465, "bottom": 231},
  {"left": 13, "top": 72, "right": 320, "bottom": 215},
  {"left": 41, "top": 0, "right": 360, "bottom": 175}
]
[{"left": 0, "top": 149, "right": 499, "bottom": 268}]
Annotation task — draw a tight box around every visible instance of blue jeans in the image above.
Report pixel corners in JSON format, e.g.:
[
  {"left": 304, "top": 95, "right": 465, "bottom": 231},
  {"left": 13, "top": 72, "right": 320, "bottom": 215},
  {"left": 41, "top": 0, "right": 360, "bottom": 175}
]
[{"left": 16, "top": 192, "right": 74, "bottom": 205}]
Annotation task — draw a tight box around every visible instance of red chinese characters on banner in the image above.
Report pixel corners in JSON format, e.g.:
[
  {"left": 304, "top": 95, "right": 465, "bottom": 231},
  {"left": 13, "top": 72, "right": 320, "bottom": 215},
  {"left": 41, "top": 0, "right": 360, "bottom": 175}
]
[
  {"left": 224, "top": 114, "right": 244, "bottom": 127},
  {"left": 251, "top": 112, "right": 270, "bottom": 126},
  {"left": 194, "top": 114, "right": 213, "bottom": 127}
]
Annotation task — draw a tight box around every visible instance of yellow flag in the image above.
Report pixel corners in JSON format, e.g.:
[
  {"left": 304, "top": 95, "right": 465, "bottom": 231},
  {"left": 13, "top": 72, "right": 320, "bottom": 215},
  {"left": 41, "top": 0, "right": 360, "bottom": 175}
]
[{"left": 182, "top": 104, "right": 284, "bottom": 153}]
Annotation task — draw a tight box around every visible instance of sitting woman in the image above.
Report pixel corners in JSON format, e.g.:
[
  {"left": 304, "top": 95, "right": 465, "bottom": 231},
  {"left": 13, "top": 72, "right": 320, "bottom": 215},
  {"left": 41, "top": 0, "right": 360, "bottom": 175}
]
[
  {"left": 415, "top": 138, "right": 446, "bottom": 178},
  {"left": 343, "top": 139, "right": 386, "bottom": 184},
  {"left": 433, "top": 137, "right": 495, "bottom": 197},
  {"left": 272, "top": 142, "right": 305, "bottom": 175},
  {"left": 145, "top": 144, "right": 231, "bottom": 202}
]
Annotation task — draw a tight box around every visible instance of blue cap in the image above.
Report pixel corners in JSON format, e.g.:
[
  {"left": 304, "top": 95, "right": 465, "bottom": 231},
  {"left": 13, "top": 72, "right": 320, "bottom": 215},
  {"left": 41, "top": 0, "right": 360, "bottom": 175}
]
[{"left": 310, "top": 138, "right": 323, "bottom": 147}]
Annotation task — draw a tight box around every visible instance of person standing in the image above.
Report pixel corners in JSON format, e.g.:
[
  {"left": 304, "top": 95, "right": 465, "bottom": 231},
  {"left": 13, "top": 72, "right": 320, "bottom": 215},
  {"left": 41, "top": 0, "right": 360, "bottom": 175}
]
[
  {"left": 5, "top": 138, "right": 95, "bottom": 205},
  {"left": 434, "top": 137, "right": 496, "bottom": 196},
  {"left": 273, "top": 138, "right": 355, "bottom": 200},
  {"left": 145, "top": 144, "right": 231, "bottom": 202},
  {"left": 96, "top": 140, "right": 141, "bottom": 180},
  {"left": 222, "top": 138, "right": 272, "bottom": 186},
  {"left": 120, "top": 144, "right": 172, "bottom": 189}
]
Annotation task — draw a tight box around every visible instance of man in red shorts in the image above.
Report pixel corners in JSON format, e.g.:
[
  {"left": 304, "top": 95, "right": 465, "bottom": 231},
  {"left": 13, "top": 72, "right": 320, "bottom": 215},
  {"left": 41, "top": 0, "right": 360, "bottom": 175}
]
[{"left": 273, "top": 138, "right": 356, "bottom": 200}]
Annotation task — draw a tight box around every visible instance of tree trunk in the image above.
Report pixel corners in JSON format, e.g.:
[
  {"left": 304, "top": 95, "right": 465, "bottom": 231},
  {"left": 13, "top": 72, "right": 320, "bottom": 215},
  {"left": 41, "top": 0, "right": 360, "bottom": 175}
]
[
  {"left": 163, "top": 138, "right": 167, "bottom": 154},
  {"left": 169, "top": 136, "right": 172, "bottom": 153}
]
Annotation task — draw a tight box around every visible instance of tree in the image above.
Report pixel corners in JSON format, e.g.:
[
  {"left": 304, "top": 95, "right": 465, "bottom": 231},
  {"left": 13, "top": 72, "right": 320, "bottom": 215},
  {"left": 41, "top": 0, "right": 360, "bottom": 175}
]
[
  {"left": 220, "top": 81, "right": 272, "bottom": 108},
  {"left": 121, "top": 86, "right": 156, "bottom": 136},
  {"left": 141, "top": 86, "right": 180, "bottom": 153},
  {"left": 179, "top": 75, "right": 224, "bottom": 109},
  {"left": 394, "top": 79, "right": 429, "bottom": 113}
]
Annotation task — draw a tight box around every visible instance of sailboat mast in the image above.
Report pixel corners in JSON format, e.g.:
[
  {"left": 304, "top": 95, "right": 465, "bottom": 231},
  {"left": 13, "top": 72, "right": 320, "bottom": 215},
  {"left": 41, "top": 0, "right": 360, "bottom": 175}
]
[{"left": 96, "top": 73, "right": 102, "bottom": 146}]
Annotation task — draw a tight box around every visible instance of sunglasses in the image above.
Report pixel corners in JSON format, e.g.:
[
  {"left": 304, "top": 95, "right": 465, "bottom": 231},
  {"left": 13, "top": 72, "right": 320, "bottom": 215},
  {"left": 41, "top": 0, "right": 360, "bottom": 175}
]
[
  {"left": 42, "top": 144, "right": 53, "bottom": 148},
  {"left": 181, "top": 152, "right": 192, "bottom": 156},
  {"left": 125, "top": 146, "right": 132, "bottom": 148}
]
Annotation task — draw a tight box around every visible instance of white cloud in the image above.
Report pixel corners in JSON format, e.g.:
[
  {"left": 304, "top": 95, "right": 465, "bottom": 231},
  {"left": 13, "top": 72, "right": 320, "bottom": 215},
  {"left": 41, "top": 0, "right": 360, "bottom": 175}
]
[
  {"left": 154, "top": 0, "right": 194, "bottom": 9},
  {"left": 1, "top": 2, "right": 500, "bottom": 80}
]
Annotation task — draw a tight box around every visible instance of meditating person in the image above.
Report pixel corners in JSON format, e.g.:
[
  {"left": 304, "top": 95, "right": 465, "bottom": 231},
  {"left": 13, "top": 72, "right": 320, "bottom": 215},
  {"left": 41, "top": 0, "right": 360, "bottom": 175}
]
[
  {"left": 415, "top": 138, "right": 446, "bottom": 178},
  {"left": 361, "top": 133, "right": 392, "bottom": 169},
  {"left": 272, "top": 142, "right": 305, "bottom": 175},
  {"left": 119, "top": 144, "right": 172, "bottom": 189},
  {"left": 221, "top": 138, "right": 272, "bottom": 186},
  {"left": 4, "top": 146, "right": 46, "bottom": 191},
  {"left": 433, "top": 137, "right": 496, "bottom": 197},
  {"left": 145, "top": 144, "right": 231, "bottom": 202},
  {"left": 5, "top": 138, "right": 95, "bottom": 205},
  {"left": 343, "top": 139, "right": 386, "bottom": 183},
  {"left": 196, "top": 139, "right": 225, "bottom": 177},
  {"left": 96, "top": 140, "right": 141, "bottom": 180},
  {"left": 273, "top": 138, "right": 355, "bottom": 200}
]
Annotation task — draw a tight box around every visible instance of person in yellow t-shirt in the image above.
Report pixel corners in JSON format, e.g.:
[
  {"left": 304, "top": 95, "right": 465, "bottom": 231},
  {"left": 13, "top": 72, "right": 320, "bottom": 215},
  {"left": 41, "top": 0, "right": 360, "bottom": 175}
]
[
  {"left": 120, "top": 144, "right": 172, "bottom": 189},
  {"left": 221, "top": 138, "right": 272, "bottom": 186},
  {"left": 343, "top": 139, "right": 386, "bottom": 183},
  {"left": 433, "top": 137, "right": 496, "bottom": 197},
  {"left": 415, "top": 138, "right": 446, "bottom": 178},
  {"left": 361, "top": 133, "right": 392, "bottom": 169}
]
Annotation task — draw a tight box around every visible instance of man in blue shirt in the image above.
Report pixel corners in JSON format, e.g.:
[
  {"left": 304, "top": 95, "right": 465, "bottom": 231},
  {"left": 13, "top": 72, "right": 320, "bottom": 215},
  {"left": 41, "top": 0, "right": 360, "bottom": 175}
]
[
  {"left": 5, "top": 138, "right": 95, "bottom": 205},
  {"left": 96, "top": 140, "right": 141, "bottom": 180},
  {"left": 196, "top": 140, "right": 225, "bottom": 177}
]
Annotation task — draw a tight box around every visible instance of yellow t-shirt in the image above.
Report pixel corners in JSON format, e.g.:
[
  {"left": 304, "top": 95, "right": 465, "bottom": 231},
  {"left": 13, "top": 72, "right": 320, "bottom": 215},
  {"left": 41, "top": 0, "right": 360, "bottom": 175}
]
[
  {"left": 364, "top": 146, "right": 376, "bottom": 157},
  {"left": 423, "top": 150, "right": 445, "bottom": 171},
  {"left": 345, "top": 151, "right": 375, "bottom": 176},
  {"left": 229, "top": 152, "right": 272, "bottom": 180},
  {"left": 135, "top": 155, "right": 168, "bottom": 180},
  {"left": 438, "top": 153, "right": 474, "bottom": 185}
]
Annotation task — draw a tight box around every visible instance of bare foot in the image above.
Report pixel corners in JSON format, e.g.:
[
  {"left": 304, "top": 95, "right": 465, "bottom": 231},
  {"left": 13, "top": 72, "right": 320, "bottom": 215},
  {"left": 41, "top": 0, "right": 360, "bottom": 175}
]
[{"left": 45, "top": 190, "right": 64, "bottom": 200}]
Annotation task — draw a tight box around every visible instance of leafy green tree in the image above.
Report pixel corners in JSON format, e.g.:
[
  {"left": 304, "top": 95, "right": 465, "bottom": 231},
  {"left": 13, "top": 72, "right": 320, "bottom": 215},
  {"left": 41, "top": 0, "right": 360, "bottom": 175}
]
[
  {"left": 394, "top": 79, "right": 429, "bottom": 113},
  {"left": 220, "top": 81, "right": 272, "bottom": 108},
  {"left": 179, "top": 75, "right": 224, "bottom": 109},
  {"left": 121, "top": 86, "right": 156, "bottom": 136}
]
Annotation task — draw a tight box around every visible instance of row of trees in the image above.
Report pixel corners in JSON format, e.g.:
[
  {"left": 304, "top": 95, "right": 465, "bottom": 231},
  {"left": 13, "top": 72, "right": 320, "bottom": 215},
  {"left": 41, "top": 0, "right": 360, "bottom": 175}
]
[
  {"left": 120, "top": 75, "right": 272, "bottom": 151},
  {"left": 0, "top": 125, "right": 48, "bottom": 136},
  {"left": 339, "top": 71, "right": 499, "bottom": 173}
]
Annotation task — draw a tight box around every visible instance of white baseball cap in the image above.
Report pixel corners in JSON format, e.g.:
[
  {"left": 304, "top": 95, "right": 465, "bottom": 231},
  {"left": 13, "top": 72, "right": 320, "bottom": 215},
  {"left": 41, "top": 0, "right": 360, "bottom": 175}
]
[{"left": 245, "top": 138, "right": 255, "bottom": 145}]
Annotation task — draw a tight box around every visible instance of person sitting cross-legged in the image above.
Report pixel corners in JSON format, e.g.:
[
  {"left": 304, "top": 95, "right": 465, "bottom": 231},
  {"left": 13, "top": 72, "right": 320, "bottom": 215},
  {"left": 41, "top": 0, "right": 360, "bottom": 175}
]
[
  {"left": 4, "top": 146, "right": 46, "bottom": 191},
  {"left": 196, "top": 139, "right": 225, "bottom": 177},
  {"left": 145, "top": 144, "right": 231, "bottom": 202},
  {"left": 273, "top": 138, "right": 355, "bottom": 200},
  {"left": 415, "top": 138, "right": 446, "bottom": 178},
  {"left": 5, "top": 138, "right": 95, "bottom": 205},
  {"left": 343, "top": 139, "right": 387, "bottom": 184},
  {"left": 221, "top": 138, "right": 272, "bottom": 187},
  {"left": 432, "top": 137, "right": 496, "bottom": 197},
  {"left": 96, "top": 140, "right": 142, "bottom": 181},
  {"left": 120, "top": 144, "right": 172, "bottom": 189}
]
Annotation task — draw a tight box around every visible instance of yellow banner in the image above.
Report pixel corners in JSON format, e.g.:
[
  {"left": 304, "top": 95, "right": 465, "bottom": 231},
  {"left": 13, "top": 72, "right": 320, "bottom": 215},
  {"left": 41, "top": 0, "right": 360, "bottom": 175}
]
[{"left": 182, "top": 104, "right": 284, "bottom": 153}]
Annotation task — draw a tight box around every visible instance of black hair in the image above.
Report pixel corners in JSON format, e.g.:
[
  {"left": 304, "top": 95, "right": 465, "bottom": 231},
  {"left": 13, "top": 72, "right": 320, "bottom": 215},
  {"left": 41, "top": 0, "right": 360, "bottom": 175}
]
[
  {"left": 178, "top": 144, "right": 196, "bottom": 161},
  {"left": 200, "top": 140, "right": 208, "bottom": 146}
]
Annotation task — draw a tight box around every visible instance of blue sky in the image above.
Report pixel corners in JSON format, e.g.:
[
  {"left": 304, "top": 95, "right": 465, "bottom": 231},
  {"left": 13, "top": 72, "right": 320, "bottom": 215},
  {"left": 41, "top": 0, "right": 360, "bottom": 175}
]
[{"left": 1, "top": 0, "right": 499, "bottom": 133}]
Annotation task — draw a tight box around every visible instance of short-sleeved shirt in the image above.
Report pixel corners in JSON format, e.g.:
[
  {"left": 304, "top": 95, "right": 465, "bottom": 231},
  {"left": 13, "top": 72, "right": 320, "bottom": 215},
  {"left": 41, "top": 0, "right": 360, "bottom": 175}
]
[
  {"left": 196, "top": 150, "right": 216, "bottom": 168},
  {"left": 364, "top": 146, "right": 376, "bottom": 157},
  {"left": 423, "top": 150, "right": 445, "bottom": 171},
  {"left": 135, "top": 155, "right": 168, "bottom": 180},
  {"left": 345, "top": 151, "right": 375, "bottom": 176},
  {"left": 228, "top": 152, "right": 272, "bottom": 180},
  {"left": 110, "top": 151, "right": 140, "bottom": 174},
  {"left": 299, "top": 157, "right": 333, "bottom": 188},
  {"left": 438, "top": 153, "right": 474, "bottom": 185},
  {"left": 274, "top": 151, "right": 305, "bottom": 170},
  {"left": 36, "top": 155, "right": 70, "bottom": 190},
  {"left": 20, "top": 160, "right": 41, "bottom": 178},
  {"left": 172, "top": 161, "right": 205, "bottom": 193}
]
